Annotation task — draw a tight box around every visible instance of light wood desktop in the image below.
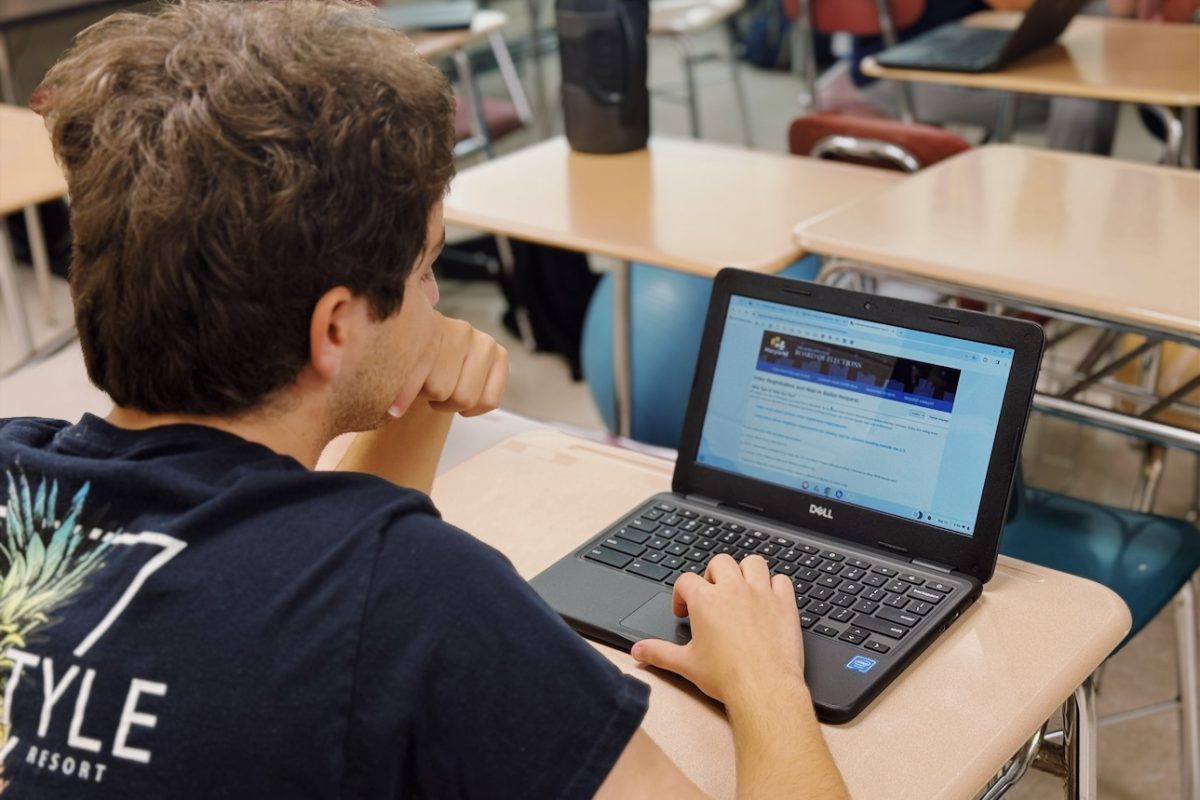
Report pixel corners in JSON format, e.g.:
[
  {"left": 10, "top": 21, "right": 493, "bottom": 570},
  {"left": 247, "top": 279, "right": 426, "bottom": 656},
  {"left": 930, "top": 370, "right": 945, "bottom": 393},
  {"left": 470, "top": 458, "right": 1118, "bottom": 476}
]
[
  {"left": 861, "top": 12, "right": 1200, "bottom": 164},
  {"left": 862, "top": 12, "right": 1200, "bottom": 107},
  {"left": 794, "top": 145, "right": 1200, "bottom": 342},
  {"left": 430, "top": 430, "right": 1131, "bottom": 800},
  {"left": 444, "top": 136, "right": 900, "bottom": 277},
  {"left": 793, "top": 144, "right": 1200, "bottom": 451},
  {"left": 0, "top": 103, "right": 69, "bottom": 368},
  {"left": 444, "top": 136, "right": 902, "bottom": 437}
]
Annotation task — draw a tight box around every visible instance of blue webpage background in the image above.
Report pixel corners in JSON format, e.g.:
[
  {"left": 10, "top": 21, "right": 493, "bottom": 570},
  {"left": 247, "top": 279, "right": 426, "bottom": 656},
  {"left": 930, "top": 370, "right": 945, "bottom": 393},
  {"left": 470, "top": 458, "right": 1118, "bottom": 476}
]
[{"left": 696, "top": 296, "right": 1015, "bottom": 537}]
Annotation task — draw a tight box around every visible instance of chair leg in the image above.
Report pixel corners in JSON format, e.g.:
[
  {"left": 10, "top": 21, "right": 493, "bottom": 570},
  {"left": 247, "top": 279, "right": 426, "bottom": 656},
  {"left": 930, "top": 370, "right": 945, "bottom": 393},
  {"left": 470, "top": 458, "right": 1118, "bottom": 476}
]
[
  {"left": 794, "top": 0, "right": 818, "bottom": 113},
  {"left": 1132, "top": 442, "right": 1168, "bottom": 514},
  {"left": 674, "top": 36, "right": 702, "bottom": 138},
  {"left": 1175, "top": 580, "right": 1200, "bottom": 800},
  {"left": 1063, "top": 674, "right": 1098, "bottom": 799},
  {"left": 725, "top": 25, "right": 753, "bottom": 146}
]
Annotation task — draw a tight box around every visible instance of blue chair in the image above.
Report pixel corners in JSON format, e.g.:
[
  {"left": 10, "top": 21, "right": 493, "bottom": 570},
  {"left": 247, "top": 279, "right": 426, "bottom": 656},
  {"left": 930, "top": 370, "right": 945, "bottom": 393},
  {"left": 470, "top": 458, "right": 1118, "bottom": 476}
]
[
  {"left": 997, "top": 470, "right": 1200, "bottom": 797},
  {"left": 581, "top": 257, "right": 821, "bottom": 448}
]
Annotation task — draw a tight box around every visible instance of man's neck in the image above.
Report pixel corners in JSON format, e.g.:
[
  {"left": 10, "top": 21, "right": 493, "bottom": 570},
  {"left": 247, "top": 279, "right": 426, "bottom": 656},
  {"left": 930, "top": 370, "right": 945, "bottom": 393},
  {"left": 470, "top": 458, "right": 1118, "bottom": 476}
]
[{"left": 105, "top": 403, "right": 330, "bottom": 469}]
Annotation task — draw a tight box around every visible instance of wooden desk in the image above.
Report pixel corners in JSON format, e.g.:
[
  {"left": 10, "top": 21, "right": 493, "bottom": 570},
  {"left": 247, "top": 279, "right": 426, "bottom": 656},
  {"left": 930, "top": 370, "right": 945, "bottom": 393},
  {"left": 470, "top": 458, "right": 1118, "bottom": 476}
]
[
  {"left": 862, "top": 12, "right": 1200, "bottom": 164},
  {"left": 445, "top": 136, "right": 901, "bottom": 436},
  {"left": 431, "top": 430, "right": 1131, "bottom": 799},
  {"left": 794, "top": 144, "right": 1200, "bottom": 449},
  {"left": 0, "top": 104, "right": 69, "bottom": 368}
]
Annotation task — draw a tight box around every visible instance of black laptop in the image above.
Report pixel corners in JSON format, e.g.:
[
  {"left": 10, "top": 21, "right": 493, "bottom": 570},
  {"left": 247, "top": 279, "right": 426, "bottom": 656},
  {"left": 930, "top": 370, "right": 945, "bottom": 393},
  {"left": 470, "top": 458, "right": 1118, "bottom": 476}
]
[
  {"left": 532, "top": 269, "right": 1044, "bottom": 723},
  {"left": 873, "top": 0, "right": 1089, "bottom": 73}
]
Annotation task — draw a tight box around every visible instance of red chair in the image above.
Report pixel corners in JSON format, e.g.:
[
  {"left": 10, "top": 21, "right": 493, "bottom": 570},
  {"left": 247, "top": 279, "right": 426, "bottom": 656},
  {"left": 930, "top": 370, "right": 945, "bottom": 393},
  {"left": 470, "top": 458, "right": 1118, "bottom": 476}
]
[
  {"left": 784, "top": 0, "right": 924, "bottom": 121},
  {"left": 788, "top": 112, "right": 969, "bottom": 172}
]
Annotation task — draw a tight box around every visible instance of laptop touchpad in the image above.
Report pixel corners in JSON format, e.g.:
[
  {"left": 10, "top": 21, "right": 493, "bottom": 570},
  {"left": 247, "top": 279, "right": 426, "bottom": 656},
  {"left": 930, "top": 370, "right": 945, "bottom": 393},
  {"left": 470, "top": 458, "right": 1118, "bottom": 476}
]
[{"left": 620, "top": 593, "right": 691, "bottom": 645}]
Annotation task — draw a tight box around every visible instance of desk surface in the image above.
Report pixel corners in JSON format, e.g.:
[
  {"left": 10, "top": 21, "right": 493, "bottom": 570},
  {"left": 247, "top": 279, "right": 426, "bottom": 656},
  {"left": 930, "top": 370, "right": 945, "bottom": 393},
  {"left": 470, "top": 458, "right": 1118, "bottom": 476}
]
[
  {"left": 0, "top": 104, "right": 68, "bottom": 214},
  {"left": 443, "top": 136, "right": 902, "bottom": 277},
  {"left": 431, "top": 430, "right": 1130, "bottom": 800},
  {"left": 862, "top": 12, "right": 1200, "bottom": 107},
  {"left": 406, "top": 8, "right": 506, "bottom": 61},
  {"left": 794, "top": 145, "right": 1200, "bottom": 341}
]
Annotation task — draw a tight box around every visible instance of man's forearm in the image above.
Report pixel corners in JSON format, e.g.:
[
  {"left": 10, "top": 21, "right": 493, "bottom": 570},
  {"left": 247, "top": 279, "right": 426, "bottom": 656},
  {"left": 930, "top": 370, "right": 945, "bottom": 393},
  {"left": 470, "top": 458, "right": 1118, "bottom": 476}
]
[
  {"left": 727, "top": 685, "right": 849, "bottom": 800},
  {"left": 335, "top": 401, "right": 454, "bottom": 494}
]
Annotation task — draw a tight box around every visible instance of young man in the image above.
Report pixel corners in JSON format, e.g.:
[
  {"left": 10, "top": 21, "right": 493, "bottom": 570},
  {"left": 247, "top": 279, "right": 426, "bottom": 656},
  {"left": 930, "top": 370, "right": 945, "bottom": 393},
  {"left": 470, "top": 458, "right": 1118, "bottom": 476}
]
[{"left": 0, "top": 2, "right": 847, "bottom": 797}]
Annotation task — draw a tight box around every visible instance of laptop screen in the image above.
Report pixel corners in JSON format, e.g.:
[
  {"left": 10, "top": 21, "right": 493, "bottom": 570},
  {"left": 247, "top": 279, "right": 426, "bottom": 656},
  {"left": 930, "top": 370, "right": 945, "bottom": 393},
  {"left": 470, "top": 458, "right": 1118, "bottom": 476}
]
[{"left": 695, "top": 295, "right": 1015, "bottom": 538}]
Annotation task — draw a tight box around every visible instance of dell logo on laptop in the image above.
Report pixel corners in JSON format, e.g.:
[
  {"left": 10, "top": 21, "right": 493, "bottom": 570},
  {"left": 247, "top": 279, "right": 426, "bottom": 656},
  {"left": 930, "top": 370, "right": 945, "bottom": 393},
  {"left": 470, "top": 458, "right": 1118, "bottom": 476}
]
[{"left": 809, "top": 504, "right": 833, "bottom": 519}]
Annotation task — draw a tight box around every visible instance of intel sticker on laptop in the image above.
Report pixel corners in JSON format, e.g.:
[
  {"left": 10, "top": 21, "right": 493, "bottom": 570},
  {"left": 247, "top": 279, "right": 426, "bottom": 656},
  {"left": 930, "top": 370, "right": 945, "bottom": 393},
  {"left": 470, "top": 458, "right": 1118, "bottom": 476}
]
[{"left": 845, "top": 655, "right": 878, "bottom": 673}]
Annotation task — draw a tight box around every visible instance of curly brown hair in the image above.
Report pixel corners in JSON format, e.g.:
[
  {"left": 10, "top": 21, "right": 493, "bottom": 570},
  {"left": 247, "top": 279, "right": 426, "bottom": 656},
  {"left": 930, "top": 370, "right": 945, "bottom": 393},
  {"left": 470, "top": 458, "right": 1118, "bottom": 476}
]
[{"left": 36, "top": 0, "right": 456, "bottom": 415}]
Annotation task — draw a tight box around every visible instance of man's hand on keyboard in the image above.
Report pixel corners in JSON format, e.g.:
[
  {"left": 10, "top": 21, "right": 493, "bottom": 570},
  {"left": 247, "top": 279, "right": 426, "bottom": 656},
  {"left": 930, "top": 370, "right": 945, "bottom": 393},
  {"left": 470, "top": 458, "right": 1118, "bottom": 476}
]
[{"left": 631, "top": 553, "right": 808, "bottom": 709}]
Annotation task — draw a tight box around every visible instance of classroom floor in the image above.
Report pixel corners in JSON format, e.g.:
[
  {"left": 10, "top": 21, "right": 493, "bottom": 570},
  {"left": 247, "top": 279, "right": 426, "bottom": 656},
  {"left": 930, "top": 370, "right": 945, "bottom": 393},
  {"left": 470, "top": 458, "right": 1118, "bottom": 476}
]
[{"left": 1, "top": 4, "right": 1196, "bottom": 798}]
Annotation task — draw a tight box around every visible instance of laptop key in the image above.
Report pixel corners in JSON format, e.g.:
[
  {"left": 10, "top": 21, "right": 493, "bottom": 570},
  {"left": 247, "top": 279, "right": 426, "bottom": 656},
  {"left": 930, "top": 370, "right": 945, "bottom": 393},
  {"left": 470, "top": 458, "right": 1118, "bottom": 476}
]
[
  {"left": 796, "top": 567, "right": 820, "bottom": 582},
  {"left": 809, "top": 587, "right": 834, "bottom": 601},
  {"left": 864, "top": 640, "right": 891, "bottom": 655},
  {"left": 808, "top": 601, "right": 832, "bottom": 616},
  {"left": 748, "top": 530, "right": 768, "bottom": 541},
  {"left": 831, "top": 593, "right": 855, "bottom": 608},
  {"left": 799, "top": 613, "right": 817, "bottom": 629},
  {"left": 847, "top": 558, "right": 871, "bottom": 570},
  {"left": 927, "top": 581, "right": 954, "bottom": 594},
  {"left": 658, "top": 527, "right": 677, "bottom": 540},
  {"left": 629, "top": 518, "right": 660, "bottom": 533},
  {"left": 839, "top": 630, "right": 865, "bottom": 645},
  {"left": 908, "top": 600, "right": 934, "bottom": 615},
  {"left": 778, "top": 548, "right": 801, "bottom": 563},
  {"left": 793, "top": 580, "right": 813, "bottom": 594},
  {"left": 666, "top": 543, "right": 688, "bottom": 557},
  {"left": 686, "top": 550, "right": 707, "bottom": 562},
  {"left": 627, "top": 561, "right": 671, "bottom": 581},
  {"left": 677, "top": 509, "right": 698, "bottom": 519},
  {"left": 884, "top": 594, "right": 908, "bottom": 609},
  {"left": 776, "top": 563, "right": 798, "bottom": 576},
  {"left": 722, "top": 522, "right": 744, "bottom": 532},
  {"left": 714, "top": 545, "right": 736, "bottom": 557},
  {"left": 821, "top": 551, "right": 844, "bottom": 562},
  {"left": 819, "top": 562, "right": 843, "bottom": 575},
  {"left": 685, "top": 563, "right": 705, "bottom": 575},
  {"left": 661, "top": 514, "right": 682, "bottom": 527},
  {"left": 816, "top": 575, "right": 841, "bottom": 589},
  {"left": 646, "top": 538, "right": 669, "bottom": 551},
  {"left": 899, "top": 573, "right": 925, "bottom": 586},
  {"left": 640, "top": 510, "right": 664, "bottom": 522},
  {"left": 662, "top": 556, "right": 685, "bottom": 570},
  {"left": 665, "top": 572, "right": 680, "bottom": 586},
  {"left": 772, "top": 536, "right": 791, "bottom": 547},
  {"left": 757, "top": 542, "right": 780, "bottom": 556},
  {"left": 853, "top": 600, "right": 879, "bottom": 615},
  {"left": 701, "top": 515, "right": 722, "bottom": 526},
  {"left": 862, "top": 587, "right": 887, "bottom": 602},
  {"left": 886, "top": 580, "right": 910, "bottom": 594},
  {"left": 862, "top": 573, "right": 887, "bottom": 587},
  {"left": 873, "top": 567, "right": 898, "bottom": 577},
  {"left": 813, "top": 625, "right": 839, "bottom": 637},
  {"left": 676, "top": 532, "right": 697, "bottom": 545},
  {"left": 799, "top": 554, "right": 822, "bottom": 568},
  {"left": 795, "top": 595, "right": 810, "bottom": 610},
  {"left": 696, "top": 538, "right": 716, "bottom": 551},
  {"left": 798, "top": 544, "right": 820, "bottom": 555},
  {"left": 908, "top": 588, "right": 944, "bottom": 604},
  {"left": 830, "top": 607, "right": 855, "bottom": 623},
  {"left": 853, "top": 615, "right": 908, "bottom": 639},
  {"left": 840, "top": 583, "right": 864, "bottom": 595},
  {"left": 877, "top": 607, "right": 920, "bottom": 628},
  {"left": 841, "top": 567, "right": 865, "bottom": 581},
  {"left": 643, "top": 551, "right": 665, "bottom": 563},
  {"left": 603, "top": 537, "right": 645, "bottom": 557},
  {"left": 584, "top": 546, "right": 633, "bottom": 569},
  {"left": 719, "top": 530, "right": 741, "bottom": 545},
  {"left": 615, "top": 528, "right": 650, "bottom": 544},
  {"left": 654, "top": 503, "right": 676, "bottom": 513}
]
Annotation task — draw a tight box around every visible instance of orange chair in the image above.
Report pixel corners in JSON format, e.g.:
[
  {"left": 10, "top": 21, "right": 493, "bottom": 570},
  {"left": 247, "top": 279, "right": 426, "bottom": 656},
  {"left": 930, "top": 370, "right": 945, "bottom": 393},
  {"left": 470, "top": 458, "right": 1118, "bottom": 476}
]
[
  {"left": 788, "top": 111, "right": 969, "bottom": 171},
  {"left": 784, "top": 0, "right": 924, "bottom": 120}
]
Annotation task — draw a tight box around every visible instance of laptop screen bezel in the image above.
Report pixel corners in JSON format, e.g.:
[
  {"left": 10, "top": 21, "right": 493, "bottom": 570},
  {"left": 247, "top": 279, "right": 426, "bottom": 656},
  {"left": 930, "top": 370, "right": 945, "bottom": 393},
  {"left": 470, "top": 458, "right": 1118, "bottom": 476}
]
[{"left": 672, "top": 269, "right": 1044, "bottom": 584}]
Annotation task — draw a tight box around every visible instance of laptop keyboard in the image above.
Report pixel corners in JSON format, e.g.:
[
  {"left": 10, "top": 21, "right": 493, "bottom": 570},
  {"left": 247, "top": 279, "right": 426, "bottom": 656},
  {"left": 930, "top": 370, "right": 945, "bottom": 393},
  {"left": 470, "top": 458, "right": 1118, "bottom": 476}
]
[
  {"left": 581, "top": 502, "right": 957, "bottom": 657},
  {"left": 877, "top": 26, "right": 1010, "bottom": 72}
]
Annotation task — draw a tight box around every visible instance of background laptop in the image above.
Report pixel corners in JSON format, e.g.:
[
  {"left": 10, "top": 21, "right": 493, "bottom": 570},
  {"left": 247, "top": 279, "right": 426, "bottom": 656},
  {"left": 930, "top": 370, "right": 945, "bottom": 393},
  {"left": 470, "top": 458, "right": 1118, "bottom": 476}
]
[
  {"left": 532, "top": 269, "right": 1044, "bottom": 723},
  {"left": 873, "top": 0, "right": 1089, "bottom": 73}
]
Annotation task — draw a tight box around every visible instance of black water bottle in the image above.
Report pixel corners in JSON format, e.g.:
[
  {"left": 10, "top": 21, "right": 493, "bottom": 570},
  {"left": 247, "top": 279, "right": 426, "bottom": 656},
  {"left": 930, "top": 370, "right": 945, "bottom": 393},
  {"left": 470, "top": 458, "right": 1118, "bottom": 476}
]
[{"left": 556, "top": 0, "right": 650, "bottom": 154}]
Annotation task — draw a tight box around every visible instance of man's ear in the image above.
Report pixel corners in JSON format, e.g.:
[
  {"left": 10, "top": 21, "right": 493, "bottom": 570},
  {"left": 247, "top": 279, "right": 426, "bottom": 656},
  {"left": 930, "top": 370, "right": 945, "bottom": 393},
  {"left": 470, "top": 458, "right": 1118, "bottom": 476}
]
[{"left": 309, "top": 286, "right": 359, "bottom": 380}]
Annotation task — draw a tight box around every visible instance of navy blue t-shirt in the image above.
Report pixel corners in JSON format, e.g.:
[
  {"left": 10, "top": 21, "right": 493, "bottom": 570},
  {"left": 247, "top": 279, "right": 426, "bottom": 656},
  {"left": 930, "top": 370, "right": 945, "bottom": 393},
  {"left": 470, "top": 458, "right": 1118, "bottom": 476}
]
[{"left": 0, "top": 415, "right": 648, "bottom": 798}]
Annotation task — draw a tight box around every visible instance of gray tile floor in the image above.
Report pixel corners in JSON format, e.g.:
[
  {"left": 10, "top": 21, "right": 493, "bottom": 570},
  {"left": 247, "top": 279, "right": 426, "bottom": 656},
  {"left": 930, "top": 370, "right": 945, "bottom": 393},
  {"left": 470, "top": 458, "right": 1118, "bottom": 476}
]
[{"left": 1, "top": 4, "right": 1196, "bottom": 797}]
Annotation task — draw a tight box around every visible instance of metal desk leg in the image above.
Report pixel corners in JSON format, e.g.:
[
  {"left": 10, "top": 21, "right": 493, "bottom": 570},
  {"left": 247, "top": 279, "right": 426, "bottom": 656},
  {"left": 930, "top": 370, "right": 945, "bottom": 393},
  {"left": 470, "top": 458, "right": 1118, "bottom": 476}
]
[
  {"left": 453, "top": 48, "right": 492, "bottom": 159},
  {"left": 22, "top": 205, "right": 57, "bottom": 324},
  {"left": 1175, "top": 581, "right": 1200, "bottom": 800},
  {"left": 1063, "top": 675, "right": 1098, "bottom": 800},
  {"left": 993, "top": 93, "right": 1018, "bottom": 143},
  {"left": 1182, "top": 106, "right": 1197, "bottom": 170},
  {"left": 611, "top": 260, "right": 632, "bottom": 438},
  {"left": 524, "top": 0, "right": 550, "bottom": 138},
  {"left": 0, "top": 32, "right": 17, "bottom": 104},
  {"left": 0, "top": 222, "right": 35, "bottom": 366}
]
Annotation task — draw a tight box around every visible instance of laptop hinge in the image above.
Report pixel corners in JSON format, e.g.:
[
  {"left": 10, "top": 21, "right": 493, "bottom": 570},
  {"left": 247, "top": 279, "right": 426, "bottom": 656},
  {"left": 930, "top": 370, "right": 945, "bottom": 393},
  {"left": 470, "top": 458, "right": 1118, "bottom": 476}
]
[
  {"left": 683, "top": 494, "right": 722, "bottom": 509},
  {"left": 911, "top": 558, "right": 955, "bottom": 574}
]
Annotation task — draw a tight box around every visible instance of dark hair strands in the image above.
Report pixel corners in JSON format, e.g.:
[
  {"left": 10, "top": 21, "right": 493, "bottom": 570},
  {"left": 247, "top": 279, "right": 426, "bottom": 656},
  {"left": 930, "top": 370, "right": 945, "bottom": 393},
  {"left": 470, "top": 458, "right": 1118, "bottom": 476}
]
[{"left": 36, "top": 0, "right": 456, "bottom": 415}]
